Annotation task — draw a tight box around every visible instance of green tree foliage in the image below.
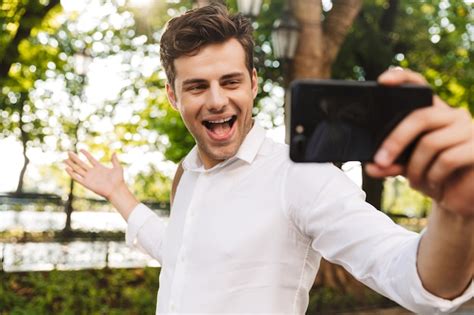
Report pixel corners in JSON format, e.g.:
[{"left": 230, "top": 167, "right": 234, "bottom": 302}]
[
  {"left": 401, "top": 1, "right": 473, "bottom": 113},
  {"left": 383, "top": 176, "right": 432, "bottom": 218},
  {"left": 141, "top": 81, "right": 196, "bottom": 163},
  {"left": 36, "top": 3, "right": 162, "bottom": 223},
  {"left": 334, "top": 0, "right": 473, "bottom": 113},
  {"left": 331, "top": 0, "right": 473, "bottom": 212},
  {"left": 133, "top": 165, "right": 172, "bottom": 202},
  {"left": 2, "top": 0, "right": 182, "bottom": 204},
  {"left": 0, "top": 1, "right": 63, "bottom": 193},
  {"left": 0, "top": 0, "right": 61, "bottom": 79},
  {"left": 3, "top": 0, "right": 471, "bottom": 206}
]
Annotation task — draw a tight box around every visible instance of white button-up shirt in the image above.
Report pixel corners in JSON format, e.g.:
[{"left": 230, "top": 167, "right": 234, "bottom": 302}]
[{"left": 126, "top": 122, "right": 473, "bottom": 314}]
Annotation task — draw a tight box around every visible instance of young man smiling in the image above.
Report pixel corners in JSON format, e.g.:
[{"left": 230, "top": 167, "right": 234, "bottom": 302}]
[
  {"left": 65, "top": 4, "right": 474, "bottom": 314},
  {"left": 165, "top": 37, "right": 257, "bottom": 168}
]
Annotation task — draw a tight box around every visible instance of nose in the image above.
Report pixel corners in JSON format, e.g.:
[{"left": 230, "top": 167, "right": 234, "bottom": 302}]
[{"left": 206, "top": 82, "right": 228, "bottom": 112}]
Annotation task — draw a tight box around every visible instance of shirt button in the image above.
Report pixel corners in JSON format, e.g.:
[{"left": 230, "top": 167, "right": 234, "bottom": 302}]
[{"left": 170, "top": 302, "right": 176, "bottom": 311}]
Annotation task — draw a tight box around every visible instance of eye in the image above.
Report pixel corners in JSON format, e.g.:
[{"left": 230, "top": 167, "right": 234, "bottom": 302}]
[
  {"left": 187, "top": 84, "right": 207, "bottom": 92},
  {"left": 223, "top": 79, "right": 241, "bottom": 88}
]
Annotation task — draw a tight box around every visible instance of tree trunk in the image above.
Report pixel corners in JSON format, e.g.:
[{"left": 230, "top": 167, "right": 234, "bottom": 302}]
[
  {"left": 64, "top": 179, "right": 74, "bottom": 233},
  {"left": 291, "top": 0, "right": 364, "bottom": 295},
  {"left": 15, "top": 142, "right": 29, "bottom": 195},
  {"left": 362, "top": 170, "right": 383, "bottom": 209},
  {"left": 291, "top": 0, "right": 363, "bottom": 79},
  {"left": 63, "top": 126, "right": 79, "bottom": 234},
  {"left": 359, "top": 0, "right": 400, "bottom": 210},
  {"left": 15, "top": 93, "right": 29, "bottom": 195},
  {"left": 291, "top": 0, "right": 328, "bottom": 80}
]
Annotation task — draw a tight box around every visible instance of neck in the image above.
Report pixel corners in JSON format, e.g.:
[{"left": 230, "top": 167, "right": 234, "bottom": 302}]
[{"left": 200, "top": 152, "right": 224, "bottom": 170}]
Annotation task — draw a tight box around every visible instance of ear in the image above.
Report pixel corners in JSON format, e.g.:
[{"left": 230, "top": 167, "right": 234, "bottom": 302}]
[
  {"left": 251, "top": 68, "right": 258, "bottom": 99},
  {"left": 166, "top": 83, "right": 179, "bottom": 110}
]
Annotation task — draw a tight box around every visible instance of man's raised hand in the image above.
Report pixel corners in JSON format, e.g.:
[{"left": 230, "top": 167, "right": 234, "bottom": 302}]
[
  {"left": 365, "top": 68, "right": 474, "bottom": 217},
  {"left": 65, "top": 150, "right": 124, "bottom": 200},
  {"left": 64, "top": 150, "right": 138, "bottom": 220}
]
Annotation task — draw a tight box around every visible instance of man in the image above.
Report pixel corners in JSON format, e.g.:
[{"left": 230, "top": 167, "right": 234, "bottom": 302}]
[{"left": 65, "top": 4, "right": 473, "bottom": 314}]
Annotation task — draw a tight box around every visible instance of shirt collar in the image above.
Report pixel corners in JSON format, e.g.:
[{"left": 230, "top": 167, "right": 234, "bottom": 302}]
[
  {"left": 182, "top": 120, "right": 266, "bottom": 173},
  {"left": 234, "top": 120, "right": 266, "bottom": 164}
]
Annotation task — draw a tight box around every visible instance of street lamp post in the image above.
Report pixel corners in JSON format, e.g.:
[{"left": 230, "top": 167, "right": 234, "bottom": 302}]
[
  {"left": 271, "top": 6, "right": 300, "bottom": 82},
  {"left": 74, "top": 53, "right": 92, "bottom": 77},
  {"left": 236, "top": 0, "right": 263, "bottom": 19},
  {"left": 271, "top": 5, "right": 300, "bottom": 142},
  {"left": 237, "top": 0, "right": 300, "bottom": 142}
]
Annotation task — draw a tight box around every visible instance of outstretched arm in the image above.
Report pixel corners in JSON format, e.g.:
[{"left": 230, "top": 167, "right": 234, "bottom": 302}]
[
  {"left": 65, "top": 149, "right": 139, "bottom": 221},
  {"left": 366, "top": 68, "right": 474, "bottom": 299}
]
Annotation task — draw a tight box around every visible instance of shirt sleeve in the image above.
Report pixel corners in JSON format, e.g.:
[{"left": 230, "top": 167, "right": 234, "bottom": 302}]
[
  {"left": 284, "top": 162, "right": 473, "bottom": 314},
  {"left": 125, "top": 203, "right": 167, "bottom": 263}
]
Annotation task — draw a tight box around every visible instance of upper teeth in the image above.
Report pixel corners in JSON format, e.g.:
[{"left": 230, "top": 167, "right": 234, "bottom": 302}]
[{"left": 208, "top": 117, "right": 232, "bottom": 124}]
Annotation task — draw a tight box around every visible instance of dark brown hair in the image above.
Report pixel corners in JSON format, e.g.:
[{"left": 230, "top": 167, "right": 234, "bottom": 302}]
[{"left": 160, "top": 3, "right": 254, "bottom": 89}]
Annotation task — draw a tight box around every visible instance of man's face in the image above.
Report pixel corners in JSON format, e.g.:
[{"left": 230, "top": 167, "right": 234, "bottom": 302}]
[{"left": 166, "top": 38, "right": 258, "bottom": 169}]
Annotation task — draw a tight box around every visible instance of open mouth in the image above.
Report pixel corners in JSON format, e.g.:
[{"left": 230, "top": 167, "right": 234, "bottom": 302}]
[{"left": 202, "top": 115, "right": 237, "bottom": 139}]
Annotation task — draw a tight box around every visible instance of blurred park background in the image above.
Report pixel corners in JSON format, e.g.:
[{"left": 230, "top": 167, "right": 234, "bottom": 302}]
[{"left": 0, "top": 0, "right": 473, "bottom": 314}]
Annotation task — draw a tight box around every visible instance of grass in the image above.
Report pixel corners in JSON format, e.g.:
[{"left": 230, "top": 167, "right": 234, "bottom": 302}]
[
  {"left": 0, "top": 268, "right": 159, "bottom": 315},
  {"left": 0, "top": 267, "right": 396, "bottom": 314}
]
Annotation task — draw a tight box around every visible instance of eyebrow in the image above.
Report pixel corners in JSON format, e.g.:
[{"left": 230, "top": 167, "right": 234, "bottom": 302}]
[
  {"left": 182, "top": 78, "right": 207, "bottom": 87},
  {"left": 220, "top": 72, "right": 245, "bottom": 80}
]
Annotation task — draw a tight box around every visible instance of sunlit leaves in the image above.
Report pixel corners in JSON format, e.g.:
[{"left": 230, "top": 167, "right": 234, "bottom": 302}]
[
  {"left": 133, "top": 165, "right": 171, "bottom": 201},
  {"left": 383, "top": 176, "right": 432, "bottom": 218},
  {"left": 2, "top": 0, "right": 472, "bottom": 204},
  {"left": 334, "top": 0, "right": 473, "bottom": 113}
]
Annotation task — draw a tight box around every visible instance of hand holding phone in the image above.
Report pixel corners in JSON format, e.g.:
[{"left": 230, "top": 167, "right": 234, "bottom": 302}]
[{"left": 289, "top": 79, "right": 433, "bottom": 164}]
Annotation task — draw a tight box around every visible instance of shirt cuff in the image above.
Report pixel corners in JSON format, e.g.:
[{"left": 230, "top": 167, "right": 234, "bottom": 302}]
[
  {"left": 410, "top": 234, "right": 474, "bottom": 314},
  {"left": 125, "top": 203, "right": 157, "bottom": 247}
]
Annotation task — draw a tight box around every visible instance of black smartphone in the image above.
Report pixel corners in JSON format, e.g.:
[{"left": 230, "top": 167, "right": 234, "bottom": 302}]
[{"left": 289, "top": 79, "right": 433, "bottom": 163}]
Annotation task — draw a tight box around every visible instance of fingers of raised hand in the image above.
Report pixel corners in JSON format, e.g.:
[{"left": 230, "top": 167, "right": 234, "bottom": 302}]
[
  {"left": 406, "top": 113, "right": 471, "bottom": 190},
  {"left": 80, "top": 149, "right": 100, "bottom": 167},
  {"left": 378, "top": 67, "right": 428, "bottom": 86},
  {"left": 67, "top": 151, "right": 92, "bottom": 173},
  {"left": 64, "top": 158, "right": 87, "bottom": 177},
  {"left": 111, "top": 152, "right": 122, "bottom": 170},
  {"left": 364, "top": 163, "right": 405, "bottom": 178},
  {"left": 65, "top": 166, "right": 85, "bottom": 185},
  {"left": 432, "top": 95, "right": 451, "bottom": 110},
  {"left": 68, "top": 152, "right": 91, "bottom": 171},
  {"left": 374, "top": 105, "right": 457, "bottom": 167},
  {"left": 426, "top": 132, "right": 474, "bottom": 190}
]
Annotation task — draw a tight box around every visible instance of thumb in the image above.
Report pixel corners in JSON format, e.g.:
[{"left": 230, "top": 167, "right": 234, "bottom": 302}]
[{"left": 111, "top": 153, "right": 121, "bottom": 169}]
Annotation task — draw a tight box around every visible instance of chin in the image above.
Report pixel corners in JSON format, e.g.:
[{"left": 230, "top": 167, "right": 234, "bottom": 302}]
[{"left": 211, "top": 147, "right": 238, "bottom": 160}]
